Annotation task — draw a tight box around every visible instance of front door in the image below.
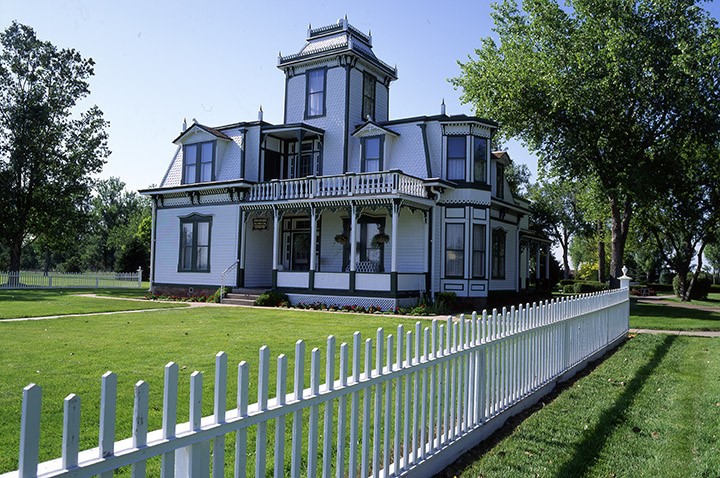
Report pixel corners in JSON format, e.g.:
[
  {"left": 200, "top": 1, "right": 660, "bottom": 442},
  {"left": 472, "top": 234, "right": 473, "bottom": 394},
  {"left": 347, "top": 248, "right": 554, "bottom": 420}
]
[{"left": 291, "top": 232, "right": 310, "bottom": 271}]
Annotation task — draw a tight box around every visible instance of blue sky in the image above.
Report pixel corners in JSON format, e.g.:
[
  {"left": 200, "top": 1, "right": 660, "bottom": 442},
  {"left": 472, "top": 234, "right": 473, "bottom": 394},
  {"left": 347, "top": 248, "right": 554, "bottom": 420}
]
[{"left": 2, "top": 0, "right": 719, "bottom": 193}]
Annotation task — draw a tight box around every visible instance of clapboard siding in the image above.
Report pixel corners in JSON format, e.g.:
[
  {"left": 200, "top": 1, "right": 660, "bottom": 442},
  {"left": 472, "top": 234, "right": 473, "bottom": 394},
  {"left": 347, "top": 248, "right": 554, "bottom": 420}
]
[
  {"left": 154, "top": 205, "right": 239, "bottom": 286},
  {"left": 396, "top": 210, "right": 425, "bottom": 273}
]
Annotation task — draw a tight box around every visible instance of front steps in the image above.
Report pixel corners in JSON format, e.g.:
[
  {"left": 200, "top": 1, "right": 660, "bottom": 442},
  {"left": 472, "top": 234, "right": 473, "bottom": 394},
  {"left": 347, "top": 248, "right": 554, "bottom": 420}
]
[{"left": 222, "top": 288, "right": 267, "bottom": 306}]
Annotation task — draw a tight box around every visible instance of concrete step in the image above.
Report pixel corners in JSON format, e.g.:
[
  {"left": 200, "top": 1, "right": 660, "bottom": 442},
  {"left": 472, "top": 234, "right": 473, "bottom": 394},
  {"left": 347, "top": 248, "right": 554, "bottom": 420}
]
[
  {"left": 222, "top": 296, "right": 258, "bottom": 306},
  {"left": 231, "top": 288, "right": 268, "bottom": 295}
]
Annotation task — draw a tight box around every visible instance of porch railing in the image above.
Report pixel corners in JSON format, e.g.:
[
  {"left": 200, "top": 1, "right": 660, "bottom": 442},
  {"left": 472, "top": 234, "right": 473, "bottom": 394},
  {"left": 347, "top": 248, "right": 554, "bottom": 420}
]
[{"left": 246, "top": 171, "right": 428, "bottom": 202}]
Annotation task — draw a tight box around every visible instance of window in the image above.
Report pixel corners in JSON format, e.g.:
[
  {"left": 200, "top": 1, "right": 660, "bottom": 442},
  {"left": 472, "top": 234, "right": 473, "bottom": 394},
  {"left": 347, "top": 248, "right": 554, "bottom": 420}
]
[
  {"left": 496, "top": 163, "right": 505, "bottom": 199},
  {"left": 445, "top": 223, "right": 464, "bottom": 278},
  {"left": 179, "top": 215, "right": 212, "bottom": 272},
  {"left": 306, "top": 68, "right": 326, "bottom": 117},
  {"left": 183, "top": 141, "right": 214, "bottom": 184},
  {"left": 447, "top": 136, "right": 466, "bottom": 181},
  {"left": 491, "top": 228, "right": 506, "bottom": 279},
  {"left": 362, "top": 72, "right": 376, "bottom": 121},
  {"left": 362, "top": 136, "right": 382, "bottom": 172},
  {"left": 472, "top": 224, "right": 486, "bottom": 278},
  {"left": 473, "top": 137, "right": 487, "bottom": 183}
]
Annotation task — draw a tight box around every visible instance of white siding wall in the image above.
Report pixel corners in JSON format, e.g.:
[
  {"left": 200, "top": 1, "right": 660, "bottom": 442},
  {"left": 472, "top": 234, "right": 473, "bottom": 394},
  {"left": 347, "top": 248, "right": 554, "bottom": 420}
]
[
  {"left": 319, "top": 212, "right": 345, "bottom": 272},
  {"left": 284, "top": 75, "right": 306, "bottom": 124},
  {"left": 244, "top": 217, "right": 273, "bottom": 287},
  {"left": 349, "top": 68, "right": 363, "bottom": 125},
  {"left": 395, "top": 209, "right": 425, "bottom": 273},
  {"left": 154, "top": 205, "right": 239, "bottom": 286},
  {"left": 161, "top": 148, "right": 182, "bottom": 187},
  {"left": 215, "top": 128, "right": 243, "bottom": 181}
]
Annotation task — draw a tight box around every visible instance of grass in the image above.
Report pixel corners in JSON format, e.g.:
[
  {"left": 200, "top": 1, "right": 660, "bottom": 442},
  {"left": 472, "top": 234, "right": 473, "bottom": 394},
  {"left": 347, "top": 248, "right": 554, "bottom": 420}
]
[
  {"left": 629, "top": 296, "right": 720, "bottom": 331},
  {"left": 0, "top": 305, "right": 425, "bottom": 474},
  {"left": 448, "top": 333, "right": 720, "bottom": 477},
  {"left": 0, "top": 289, "right": 186, "bottom": 319}
]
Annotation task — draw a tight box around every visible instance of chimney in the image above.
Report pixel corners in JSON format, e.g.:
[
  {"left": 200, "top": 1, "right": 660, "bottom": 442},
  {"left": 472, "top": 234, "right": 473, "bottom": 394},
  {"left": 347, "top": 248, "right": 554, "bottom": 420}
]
[
  {"left": 258, "top": 105, "right": 263, "bottom": 122},
  {"left": 182, "top": 118, "right": 187, "bottom": 132},
  {"left": 440, "top": 99, "right": 446, "bottom": 116}
]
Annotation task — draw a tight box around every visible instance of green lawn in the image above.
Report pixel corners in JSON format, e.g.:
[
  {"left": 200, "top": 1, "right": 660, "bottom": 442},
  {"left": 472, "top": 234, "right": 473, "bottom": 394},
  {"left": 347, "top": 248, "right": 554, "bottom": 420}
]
[
  {"left": 449, "top": 333, "right": 720, "bottom": 477},
  {"left": 0, "top": 289, "right": 186, "bottom": 319},
  {"left": 629, "top": 298, "right": 720, "bottom": 331},
  {"left": 0, "top": 305, "right": 424, "bottom": 474}
]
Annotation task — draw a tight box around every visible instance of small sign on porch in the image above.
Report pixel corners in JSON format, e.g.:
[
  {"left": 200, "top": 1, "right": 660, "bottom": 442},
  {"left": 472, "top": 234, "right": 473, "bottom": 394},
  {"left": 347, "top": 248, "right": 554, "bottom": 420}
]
[{"left": 252, "top": 218, "right": 268, "bottom": 231}]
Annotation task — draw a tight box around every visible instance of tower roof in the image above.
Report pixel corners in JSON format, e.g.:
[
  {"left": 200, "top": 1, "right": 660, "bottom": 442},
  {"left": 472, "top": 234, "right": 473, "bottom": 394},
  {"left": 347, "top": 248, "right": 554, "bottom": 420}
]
[{"left": 278, "top": 18, "right": 397, "bottom": 80}]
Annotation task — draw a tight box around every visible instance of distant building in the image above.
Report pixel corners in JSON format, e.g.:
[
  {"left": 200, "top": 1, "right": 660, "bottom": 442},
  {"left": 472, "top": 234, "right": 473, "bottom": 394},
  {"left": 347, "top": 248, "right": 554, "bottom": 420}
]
[{"left": 141, "top": 19, "right": 550, "bottom": 308}]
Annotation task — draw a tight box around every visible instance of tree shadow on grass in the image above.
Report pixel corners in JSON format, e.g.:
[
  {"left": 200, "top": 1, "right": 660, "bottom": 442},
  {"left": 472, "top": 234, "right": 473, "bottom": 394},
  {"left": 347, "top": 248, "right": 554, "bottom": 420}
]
[
  {"left": 631, "top": 301, "right": 720, "bottom": 322},
  {"left": 554, "top": 334, "right": 677, "bottom": 477}
]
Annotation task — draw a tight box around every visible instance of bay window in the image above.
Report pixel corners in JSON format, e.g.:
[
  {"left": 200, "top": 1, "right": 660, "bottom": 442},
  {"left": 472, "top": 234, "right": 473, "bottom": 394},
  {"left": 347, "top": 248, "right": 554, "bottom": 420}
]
[
  {"left": 446, "top": 136, "right": 466, "bottom": 181},
  {"left": 445, "top": 223, "right": 465, "bottom": 278}
]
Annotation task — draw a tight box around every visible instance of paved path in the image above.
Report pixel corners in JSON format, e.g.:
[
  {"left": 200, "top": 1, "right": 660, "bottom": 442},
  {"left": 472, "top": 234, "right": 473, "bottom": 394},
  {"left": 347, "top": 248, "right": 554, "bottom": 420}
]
[{"left": 629, "top": 328, "right": 720, "bottom": 338}]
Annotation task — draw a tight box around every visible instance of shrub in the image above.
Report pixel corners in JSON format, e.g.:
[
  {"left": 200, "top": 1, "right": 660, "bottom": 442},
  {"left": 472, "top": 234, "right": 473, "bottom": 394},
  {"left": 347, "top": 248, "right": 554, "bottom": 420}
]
[
  {"left": 573, "top": 281, "right": 607, "bottom": 294},
  {"left": 672, "top": 273, "right": 712, "bottom": 300},
  {"left": 209, "top": 287, "right": 228, "bottom": 303},
  {"left": 433, "top": 292, "right": 457, "bottom": 315},
  {"left": 563, "top": 284, "right": 575, "bottom": 293},
  {"left": 254, "top": 290, "right": 289, "bottom": 307},
  {"left": 559, "top": 279, "right": 576, "bottom": 286}
]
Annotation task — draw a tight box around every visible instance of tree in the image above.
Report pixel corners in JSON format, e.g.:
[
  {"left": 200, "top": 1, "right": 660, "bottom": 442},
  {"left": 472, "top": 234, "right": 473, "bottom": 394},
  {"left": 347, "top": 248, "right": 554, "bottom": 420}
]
[
  {"left": 706, "top": 242, "right": 720, "bottom": 284},
  {"left": 636, "top": 140, "right": 720, "bottom": 300},
  {"left": 0, "top": 22, "right": 109, "bottom": 278},
  {"left": 529, "top": 177, "right": 589, "bottom": 278},
  {"left": 452, "top": 0, "right": 720, "bottom": 287}
]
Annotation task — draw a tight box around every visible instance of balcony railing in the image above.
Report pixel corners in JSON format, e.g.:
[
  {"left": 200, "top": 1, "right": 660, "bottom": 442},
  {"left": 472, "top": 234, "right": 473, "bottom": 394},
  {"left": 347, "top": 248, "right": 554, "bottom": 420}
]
[{"left": 246, "top": 171, "right": 428, "bottom": 202}]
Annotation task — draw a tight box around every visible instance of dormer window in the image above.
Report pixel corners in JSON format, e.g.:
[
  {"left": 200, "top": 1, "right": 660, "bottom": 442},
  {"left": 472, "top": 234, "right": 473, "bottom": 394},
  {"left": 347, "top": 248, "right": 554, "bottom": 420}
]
[
  {"left": 362, "top": 136, "right": 383, "bottom": 172},
  {"left": 447, "top": 136, "right": 466, "bottom": 181},
  {"left": 183, "top": 141, "right": 215, "bottom": 184},
  {"left": 362, "top": 72, "right": 376, "bottom": 121},
  {"left": 306, "top": 68, "right": 326, "bottom": 118}
]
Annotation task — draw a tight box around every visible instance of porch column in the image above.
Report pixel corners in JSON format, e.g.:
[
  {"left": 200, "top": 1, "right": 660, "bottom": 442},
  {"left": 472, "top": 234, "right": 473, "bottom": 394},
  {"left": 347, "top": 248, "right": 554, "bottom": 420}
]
[
  {"left": 309, "top": 207, "right": 317, "bottom": 291},
  {"left": 272, "top": 208, "right": 280, "bottom": 288},
  {"left": 390, "top": 201, "right": 399, "bottom": 293},
  {"left": 349, "top": 204, "right": 357, "bottom": 292},
  {"left": 237, "top": 209, "right": 246, "bottom": 287}
]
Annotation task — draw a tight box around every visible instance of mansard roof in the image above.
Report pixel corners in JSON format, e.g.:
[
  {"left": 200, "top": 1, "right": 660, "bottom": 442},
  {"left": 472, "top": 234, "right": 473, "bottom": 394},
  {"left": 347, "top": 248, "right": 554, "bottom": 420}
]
[
  {"left": 278, "top": 19, "right": 398, "bottom": 80},
  {"left": 370, "top": 114, "right": 499, "bottom": 129}
]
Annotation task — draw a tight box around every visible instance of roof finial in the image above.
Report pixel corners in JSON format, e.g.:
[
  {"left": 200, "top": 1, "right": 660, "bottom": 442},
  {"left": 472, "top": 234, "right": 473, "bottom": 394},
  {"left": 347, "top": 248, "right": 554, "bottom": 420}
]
[
  {"left": 192, "top": 117, "right": 198, "bottom": 124},
  {"left": 307, "top": 23, "right": 312, "bottom": 37},
  {"left": 441, "top": 99, "right": 446, "bottom": 116},
  {"left": 342, "top": 15, "right": 348, "bottom": 29},
  {"left": 368, "top": 29, "right": 372, "bottom": 45},
  {"left": 182, "top": 118, "right": 187, "bottom": 132},
  {"left": 258, "top": 105, "right": 263, "bottom": 121}
]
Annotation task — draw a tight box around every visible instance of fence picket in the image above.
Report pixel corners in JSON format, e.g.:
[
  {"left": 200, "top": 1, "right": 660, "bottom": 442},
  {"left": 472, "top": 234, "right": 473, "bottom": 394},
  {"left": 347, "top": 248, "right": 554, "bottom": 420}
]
[
  {"left": 292, "top": 341, "right": 306, "bottom": 478},
  {"left": 131, "top": 381, "right": 149, "bottom": 478},
  {"left": 274, "top": 355, "right": 287, "bottom": 478},
  {"left": 19, "top": 384, "right": 41, "bottom": 478},
  {"left": 213, "top": 353, "right": 227, "bottom": 478},
  {"left": 234, "top": 362, "right": 249, "bottom": 478},
  {"left": 307, "top": 348, "right": 320, "bottom": 478},
  {"left": 349, "top": 333, "right": 361, "bottom": 476},
  {"left": 161, "top": 363, "right": 178, "bottom": 478},
  {"left": 322, "top": 336, "right": 336, "bottom": 478},
  {"left": 99, "top": 372, "right": 117, "bottom": 478},
  {"left": 256, "top": 347, "right": 270, "bottom": 478},
  {"left": 336, "top": 344, "right": 348, "bottom": 477},
  {"left": 62, "top": 394, "right": 81, "bottom": 470}
]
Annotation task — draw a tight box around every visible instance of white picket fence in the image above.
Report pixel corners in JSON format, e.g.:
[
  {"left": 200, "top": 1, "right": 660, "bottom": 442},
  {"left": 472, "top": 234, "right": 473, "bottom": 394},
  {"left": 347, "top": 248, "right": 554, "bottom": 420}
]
[
  {"left": 0, "top": 269, "right": 142, "bottom": 289},
  {"left": 2, "top": 287, "right": 629, "bottom": 478}
]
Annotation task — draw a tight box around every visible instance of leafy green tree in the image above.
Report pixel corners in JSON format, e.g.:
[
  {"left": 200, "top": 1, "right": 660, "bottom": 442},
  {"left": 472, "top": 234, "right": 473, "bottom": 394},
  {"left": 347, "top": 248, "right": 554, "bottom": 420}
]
[
  {"left": 84, "top": 177, "right": 149, "bottom": 271},
  {"left": 0, "top": 22, "right": 109, "bottom": 277},
  {"left": 706, "top": 242, "right": 720, "bottom": 284},
  {"left": 452, "top": 0, "right": 720, "bottom": 286},
  {"left": 636, "top": 140, "right": 720, "bottom": 300},
  {"left": 529, "top": 177, "right": 589, "bottom": 278}
]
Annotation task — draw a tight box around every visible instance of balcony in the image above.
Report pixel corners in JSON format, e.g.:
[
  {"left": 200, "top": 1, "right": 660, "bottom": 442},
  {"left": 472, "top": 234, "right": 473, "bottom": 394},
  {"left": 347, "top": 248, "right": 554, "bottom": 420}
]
[{"left": 245, "top": 170, "right": 428, "bottom": 202}]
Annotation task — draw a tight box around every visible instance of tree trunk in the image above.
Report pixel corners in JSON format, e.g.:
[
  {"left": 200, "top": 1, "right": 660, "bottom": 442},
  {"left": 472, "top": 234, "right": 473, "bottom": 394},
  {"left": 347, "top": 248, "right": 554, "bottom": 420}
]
[
  {"left": 44, "top": 248, "right": 51, "bottom": 276},
  {"left": 598, "top": 240, "right": 606, "bottom": 283},
  {"left": 609, "top": 198, "right": 632, "bottom": 289},
  {"left": 685, "top": 242, "right": 706, "bottom": 301},
  {"left": 7, "top": 237, "right": 22, "bottom": 287},
  {"left": 562, "top": 227, "right": 571, "bottom": 279}
]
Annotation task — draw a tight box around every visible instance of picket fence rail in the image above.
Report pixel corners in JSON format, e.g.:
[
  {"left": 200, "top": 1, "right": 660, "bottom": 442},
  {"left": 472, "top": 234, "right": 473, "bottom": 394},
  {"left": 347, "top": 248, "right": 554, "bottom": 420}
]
[
  {"left": 0, "top": 269, "right": 143, "bottom": 290},
  {"left": 2, "top": 287, "right": 630, "bottom": 478}
]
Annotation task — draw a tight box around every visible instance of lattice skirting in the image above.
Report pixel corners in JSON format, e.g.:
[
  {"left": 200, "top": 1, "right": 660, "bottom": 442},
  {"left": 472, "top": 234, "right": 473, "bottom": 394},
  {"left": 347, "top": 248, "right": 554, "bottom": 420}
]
[{"left": 287, "top": 294, "right": 418, "bottom": 311}]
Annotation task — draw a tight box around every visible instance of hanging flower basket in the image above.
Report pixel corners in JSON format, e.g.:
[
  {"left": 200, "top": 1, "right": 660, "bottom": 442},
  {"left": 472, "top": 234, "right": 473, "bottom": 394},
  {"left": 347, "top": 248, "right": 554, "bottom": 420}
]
[
  {"left": 371, "top": 232, "right": 390, "bottom": 247},
  {"left": 334, "top": 234, "right": 349, "bottom": 245}
]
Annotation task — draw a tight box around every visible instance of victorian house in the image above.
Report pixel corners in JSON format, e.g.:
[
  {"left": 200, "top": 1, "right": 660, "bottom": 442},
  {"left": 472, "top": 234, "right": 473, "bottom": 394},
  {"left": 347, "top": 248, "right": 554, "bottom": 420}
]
[{"left": 141, "top": 19, "right": 550, "bottom": 309}]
